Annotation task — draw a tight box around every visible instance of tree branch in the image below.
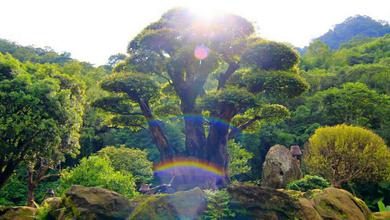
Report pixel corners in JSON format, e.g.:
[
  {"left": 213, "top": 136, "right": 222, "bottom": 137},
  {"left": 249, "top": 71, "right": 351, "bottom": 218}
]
[
  {"left": 217, "top": 61, "right": 239, "bottom": 90},
  {"left": 228, "top": 116, "right": 260, "bottom": 139},
  {"left": 39, "top": 173, "right": 60, "bottom": 182}
]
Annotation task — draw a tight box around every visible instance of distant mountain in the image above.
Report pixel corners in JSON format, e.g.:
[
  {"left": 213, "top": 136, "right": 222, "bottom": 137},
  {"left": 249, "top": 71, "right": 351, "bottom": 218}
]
[{"left": 317, "top": 15, "right": 390, "bottom": 49}]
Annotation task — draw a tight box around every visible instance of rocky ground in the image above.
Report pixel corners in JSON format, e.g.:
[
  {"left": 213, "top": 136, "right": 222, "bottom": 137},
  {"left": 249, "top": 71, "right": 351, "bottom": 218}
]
[{"left": 1, "top": 184, "right": 390, "bottom": 220}]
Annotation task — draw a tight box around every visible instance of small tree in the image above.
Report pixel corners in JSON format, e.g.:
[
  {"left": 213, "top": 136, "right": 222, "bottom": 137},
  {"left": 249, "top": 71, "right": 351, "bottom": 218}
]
[
  {"left": 227, "top": 140, "right": 253, "bottom": 179},
  {"left": 305, "top": 124, "right": 390, "bottom": 188},
  {"left": 97, "top": 146, "right": 153, "bottom": 185},
  {"left": 59, "top": 156, "right": 137, "bottom": 199}
]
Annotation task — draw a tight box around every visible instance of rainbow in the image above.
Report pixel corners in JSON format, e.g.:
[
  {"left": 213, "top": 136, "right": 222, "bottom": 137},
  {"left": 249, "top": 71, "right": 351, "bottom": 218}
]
[
  {"left": 149, "top": 114, "right": 238, "bottom": 130},
  {"left": 154, "top": 158, "right": 225, "bottom": 176}
]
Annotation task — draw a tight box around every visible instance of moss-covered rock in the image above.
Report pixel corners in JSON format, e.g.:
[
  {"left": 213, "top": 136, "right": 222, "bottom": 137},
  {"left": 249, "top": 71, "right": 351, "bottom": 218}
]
[
  {"left": 18, "top": 184, "right": 373, "bottom": 220},
  {"left": 311, "top": 188, "right": 371, "bottom": 220},
  {"left": 0, "top": 206, "right": 36, "bottom": 220},
  {"left": 42, "top": 197, "right": 62, "bottom": 210},
  {"left": 129, "top": 187, "right": 206, "bottom": 220},
  {"left": 60, "top": 185, "right": 133, "bottom": 220},
  {"left": 227, "top": 184, "right": 302, "bottom": 219},
  {"left": 226, "top": 184, "right": 372, "bottom": 220},
  {"left": 372, "top": 211, "right": 390, "bottom": 220}
]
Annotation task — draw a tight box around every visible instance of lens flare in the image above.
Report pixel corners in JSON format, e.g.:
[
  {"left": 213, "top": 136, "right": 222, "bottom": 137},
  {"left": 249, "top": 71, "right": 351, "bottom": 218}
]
[{"left": 194, "top": 45, "right": 209, "bottom": 60}]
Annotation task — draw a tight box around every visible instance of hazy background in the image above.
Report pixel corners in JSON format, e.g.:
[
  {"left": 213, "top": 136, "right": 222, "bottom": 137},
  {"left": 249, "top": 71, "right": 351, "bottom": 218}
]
[{"left": 1, "top": 0, "right": 389, "bottom": 65}]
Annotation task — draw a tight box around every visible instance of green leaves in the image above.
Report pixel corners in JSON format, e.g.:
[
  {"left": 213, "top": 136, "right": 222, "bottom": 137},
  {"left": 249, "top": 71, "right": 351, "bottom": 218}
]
[
  {"left": 93, "top": 96, "right": 135, "bottom": 115},
  {"left": 228, "top": 140, "right": 254, "bottom": 178},
  {"left": 286, "top": 175, "right": 330, "bottom": 192},
  {"left": 101, "top": 72, "right": 160, "bottom": 102},
  {"left": 306, "top": 124, "right": 390, "bottom": 186},
  {"left": 200, "top": 86, "right": 255, "bottom": 115},
  {"left": 0, "top": 53, "right": 85, "bottom": 187},
  {"left": 59, "top": 156, "right": 137, "bottom": 198},
  {"left": 203, "top": 189, "right": 235, "bottom": 219},
  {"left": 96, "top": 146, "right": 153, "bottom": 185},
  {"left": 239, "top": 69, "right": 309, "bottom": 98},
  {"left": 377, "top": 199, "right": 390, "bottom": 212},
  {"left": 0, "top": 53, "right": 25, "bottom": 80},
  {"left": 241, "top": 41, "right": 299, "bottom": 71}
]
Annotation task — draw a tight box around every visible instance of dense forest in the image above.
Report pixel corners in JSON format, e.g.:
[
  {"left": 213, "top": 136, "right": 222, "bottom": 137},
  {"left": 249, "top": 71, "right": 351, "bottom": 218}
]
[{"left": 0, "top": 9, "right": 390, "bottom": 220}]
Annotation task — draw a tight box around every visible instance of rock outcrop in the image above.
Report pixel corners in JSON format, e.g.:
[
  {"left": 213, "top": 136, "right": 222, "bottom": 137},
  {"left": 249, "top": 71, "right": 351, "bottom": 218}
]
[
  {"left": 129, "top": 187, "right": 206, "bottom": 220},
  {"left": 307, "top": 187, "right": 371, "bottom": 220},
  {"left": 262, "top": 144, "right": 302, "bottom": 188},
  {"left": 0, "top": 206, "right": 36, "bottom": 220},
  {"left": 228, "top": 184, "right": 301, "bottom": 219},
  {"left": 59, "top": 185, "right": 133, "bottom": 220},
  {"left": 227, "top": 184, "right": 372, "bottom": 220},
  {"left": 41, "top": 197, "right": 62, "bottom": 210},
  {"left": 0, "top": 185, "right": 378, "bottom": 220}
]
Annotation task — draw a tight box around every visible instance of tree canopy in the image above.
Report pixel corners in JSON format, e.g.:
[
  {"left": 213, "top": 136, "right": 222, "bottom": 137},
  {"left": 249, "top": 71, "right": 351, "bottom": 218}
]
[
  {"left": 0, "top": 53, "right": 85, "bottom": 190},
  {"left": 94, "top": 8, "right": 308, "bottom": 188}
]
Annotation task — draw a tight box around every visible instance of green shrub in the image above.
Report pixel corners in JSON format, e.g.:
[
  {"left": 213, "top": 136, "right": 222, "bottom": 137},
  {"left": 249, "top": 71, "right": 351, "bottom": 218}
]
[
  {"left": 378, "top": 199, "right": 390, "bottom": 212},
  {"left": 203, "top": 190, "right": 235, "bottom": 220},
  {"left": 35, "top": 202, "right": 51, "bottom": 220},
  {"left": 287, "top": 175, "right": 330, "bottom": 192},
  {"left": 97, "top": 146, "right": 153, "bottom": 185},
  {"left": 305, "top": 124, "right": 390, "bottom": 188},
  {"left": 228, "top": 140, "right": 254, "bottom": 179},
  {"left": 58, "top": 156, "right": 137, "bottom": 199}
]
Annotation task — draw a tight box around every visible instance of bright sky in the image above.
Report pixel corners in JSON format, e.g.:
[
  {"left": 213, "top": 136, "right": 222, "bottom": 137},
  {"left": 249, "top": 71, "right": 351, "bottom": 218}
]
[{"left": 0, "top": 0, "right": 389, "bottom": 65}]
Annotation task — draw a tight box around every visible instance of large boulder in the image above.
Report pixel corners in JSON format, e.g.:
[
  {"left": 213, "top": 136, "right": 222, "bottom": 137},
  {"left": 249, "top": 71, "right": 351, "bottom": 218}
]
[
  {"left": 60, "top": 185, "right": 133, "bottom": 220},
  {"left": 129, "top": 187, "right": 206, "bottom": 220},
  {"left": 262, "top": 144, "right": 302, "bottom": 188},
  {"left": 227, "top": 184, "right": 372, "bottom": 220},
  {"left": 0, "top": 206, "right": 36, "bottom": 220},
  {"left": 310, "top": 188, "right": 371, "bottom": 220},
  {"left": 228, "top": 184, "right": 301, "bottom": 219}
]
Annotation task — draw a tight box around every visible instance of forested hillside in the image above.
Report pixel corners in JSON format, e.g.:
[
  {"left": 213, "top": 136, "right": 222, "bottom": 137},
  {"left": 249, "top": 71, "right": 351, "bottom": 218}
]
[
  {"left": 316, "top": 15, "right": 390, "bottom": 49},
  {"left": 0, "top": 8, "right": 389, "bottom": 219}
]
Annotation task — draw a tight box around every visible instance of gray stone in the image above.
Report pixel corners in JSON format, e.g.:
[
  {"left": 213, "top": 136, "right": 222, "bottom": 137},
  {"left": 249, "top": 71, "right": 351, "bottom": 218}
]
[{"left": 262, "top": 144, "right": 302, "bottom": 188}]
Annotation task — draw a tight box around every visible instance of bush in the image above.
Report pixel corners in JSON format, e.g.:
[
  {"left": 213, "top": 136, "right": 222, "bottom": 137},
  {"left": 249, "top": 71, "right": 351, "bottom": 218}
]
[
  {"left": 228, "top": 140, "right": 254, "bottom": 179},
  {"left": 0, "top": 168, "right": 28, "bottom": 206},
  {"left": 203, "top": 190, "right": 235, "bottom": 220},
  {"left": 378, "top": 199, "right": 390, "bottom": 212},
  {"left": 305, "top": 124, "right": 390, "bottom": 188},
  {"left": 58, "top": 156, "right": 137, "bottom": 198},
  {"left": 96, "top": 146, "right": 153, "bottom": 185},
  {"left": 286, "top": 175, "right": 330, "bottom": 192}
]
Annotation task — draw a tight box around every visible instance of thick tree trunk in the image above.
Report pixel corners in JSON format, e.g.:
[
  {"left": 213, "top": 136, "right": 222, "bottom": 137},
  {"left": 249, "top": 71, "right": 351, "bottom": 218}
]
[
  {"left": 27, "top": 169, "right": 36, "bottom": 207},
  {"left": 205, "top": 107, "right": 236, "bottom": 187},
  {"left": 181, "top": 102, "right": 206, "bottom": 159},
  {"left": 206, "top": 122, "right": 230, "bottom": 187},
  {"left": 27, "top": 184, "right": 36, "bottom": 207},
  {"left": 138, "top": 99, "right": 174, "bottom": 161}
]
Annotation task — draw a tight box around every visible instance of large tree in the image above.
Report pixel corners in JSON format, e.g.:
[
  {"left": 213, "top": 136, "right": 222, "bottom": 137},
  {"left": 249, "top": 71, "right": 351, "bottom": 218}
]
[
  {"left": 0, "top": 53, "right": 85, "bottom": 205},
  {"left": 97, "top": 8, "right": 308, "bottom": 187}
]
